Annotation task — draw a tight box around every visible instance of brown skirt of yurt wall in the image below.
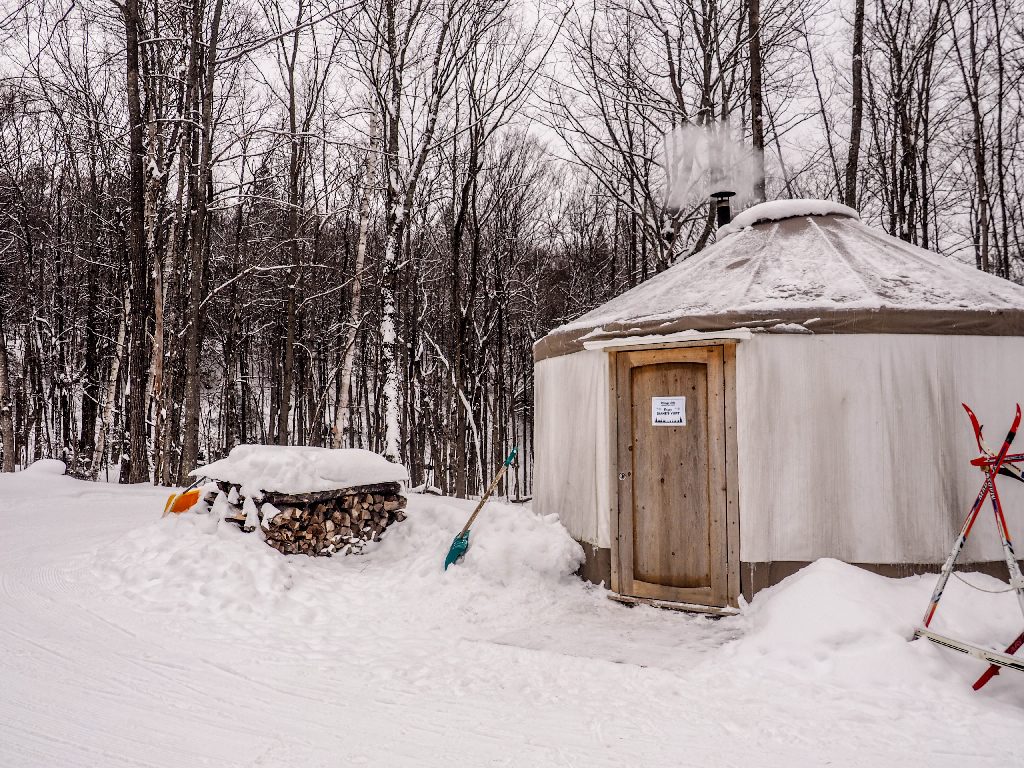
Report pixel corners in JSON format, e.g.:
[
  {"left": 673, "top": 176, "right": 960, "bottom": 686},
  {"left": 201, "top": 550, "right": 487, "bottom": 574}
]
[{"left": 573, "top": 544, "right": 1024, "bottom": 602}]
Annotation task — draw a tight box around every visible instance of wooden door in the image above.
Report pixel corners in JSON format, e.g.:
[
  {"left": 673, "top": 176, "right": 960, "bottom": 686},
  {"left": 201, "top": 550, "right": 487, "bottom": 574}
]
[{"left": 614, "top": 346, "right": 734, "bottom": 607}]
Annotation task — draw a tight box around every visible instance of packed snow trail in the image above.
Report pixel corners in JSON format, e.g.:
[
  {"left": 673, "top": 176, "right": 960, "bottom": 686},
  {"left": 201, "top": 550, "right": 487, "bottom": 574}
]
[{"left": 1, "top": 466, "right": 1023, "bottom": 767}]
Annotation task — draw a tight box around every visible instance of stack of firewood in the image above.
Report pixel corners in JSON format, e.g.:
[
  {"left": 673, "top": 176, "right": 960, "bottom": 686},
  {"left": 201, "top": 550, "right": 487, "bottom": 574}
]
[{"left": 218, "top": 482, "right": 407, "bottom": 556}]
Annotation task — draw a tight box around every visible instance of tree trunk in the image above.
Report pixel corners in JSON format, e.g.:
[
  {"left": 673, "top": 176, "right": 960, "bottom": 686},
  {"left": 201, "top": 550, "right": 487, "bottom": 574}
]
[
  {"left": 93, "top": 295, "right": 128, "bottom": 480},
  {"left": 80, "top": 269, "right": 99, "bottom": 455},
  {"left": 748, "top": 0, "right": 766, "bottom": 202},
  {"left": 380, "top": 224, "right": 402, "bottom": 463},
  {"left": 0, "top": 308, "right": 16, "bottom": 472},
  {"left": 180, "top": 0, "right": 225, "bottom": 478},
  {"left": 844, "top": 0, "right": 865, "bottom": 208},
  {"left": 121, "top": 0, "right": 150, "bottom": 484},
  {"left": 278, "top": 8, "right": 306, "bottom": 447},
  {"left": 333, "top": 106, "right": 378, "bottom": 449}
]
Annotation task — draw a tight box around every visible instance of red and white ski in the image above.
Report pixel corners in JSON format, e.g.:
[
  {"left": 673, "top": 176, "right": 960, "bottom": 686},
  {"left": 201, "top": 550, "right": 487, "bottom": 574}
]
[{"left": 914, "top": 404, "right": 1024, "bottom": 690}]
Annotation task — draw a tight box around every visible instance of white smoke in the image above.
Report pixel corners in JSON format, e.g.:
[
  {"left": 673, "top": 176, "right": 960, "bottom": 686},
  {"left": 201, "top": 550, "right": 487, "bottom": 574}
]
[{"left": 661, "top": 123, "right": 763, "bottom": 213}]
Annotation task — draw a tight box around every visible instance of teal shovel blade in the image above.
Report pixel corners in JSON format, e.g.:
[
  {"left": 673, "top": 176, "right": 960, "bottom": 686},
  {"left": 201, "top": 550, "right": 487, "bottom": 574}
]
[{"left": 444, "top": 531, "right": 470, "bottom": 570}]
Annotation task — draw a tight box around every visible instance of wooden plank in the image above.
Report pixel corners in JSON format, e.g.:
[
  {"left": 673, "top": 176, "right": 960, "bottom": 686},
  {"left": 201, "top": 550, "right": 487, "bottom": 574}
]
[
  {"left": 705, "top": 346, "right": 728, "bottom": 605},
  {"left": 608, "top": 352, "right": 621, "bottom": 594},
  {"left": 631, "top": 579, "right": 713, "bottom": 604},
  {"left": 723, "top": 343, "right": 741, "bottom": 608},
  {"left": 599, "top": 338, "right": 741, "bottom": 355},
  {"left": 608, "top": 593, "right": 740, "bottom": 617},
  {"left": 615, "top": 352, "right": 635, "bottom": 595}
]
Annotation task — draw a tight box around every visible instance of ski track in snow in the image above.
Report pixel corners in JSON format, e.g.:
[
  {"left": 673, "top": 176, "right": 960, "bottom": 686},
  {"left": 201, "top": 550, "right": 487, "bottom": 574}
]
[{"left": 1, "top": 470, "right": 1023, "bottom": 767}]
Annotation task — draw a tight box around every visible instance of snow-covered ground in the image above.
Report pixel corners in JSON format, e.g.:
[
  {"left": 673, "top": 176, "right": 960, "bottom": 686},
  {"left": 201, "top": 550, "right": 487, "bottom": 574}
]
[{"left": 2, "top": 464, "right": 1023, "bottom": 767}]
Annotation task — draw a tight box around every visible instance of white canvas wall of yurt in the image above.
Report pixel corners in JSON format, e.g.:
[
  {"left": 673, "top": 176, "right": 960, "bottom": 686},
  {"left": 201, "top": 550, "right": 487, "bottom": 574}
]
[{"left": 533, "top": 200, "right": 1024, "bottom": 613}]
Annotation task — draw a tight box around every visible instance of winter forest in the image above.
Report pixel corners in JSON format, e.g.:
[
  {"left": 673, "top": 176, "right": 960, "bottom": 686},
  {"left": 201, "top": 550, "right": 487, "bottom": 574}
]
[{"left": 0, "top": 0, "right": 1021, "bottom": 495}]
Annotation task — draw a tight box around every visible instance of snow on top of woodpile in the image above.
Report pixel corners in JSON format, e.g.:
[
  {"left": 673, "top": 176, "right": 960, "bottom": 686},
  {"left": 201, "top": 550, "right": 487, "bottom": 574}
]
[
  {"left": 554, "top": 203, "right": 1024, "bottom": 335},
  {"left": 720, "top": 198, "right": 859, "bottom": 234},
  {"left": 192, "top": 445, "right": 408, "bottom": 497}
]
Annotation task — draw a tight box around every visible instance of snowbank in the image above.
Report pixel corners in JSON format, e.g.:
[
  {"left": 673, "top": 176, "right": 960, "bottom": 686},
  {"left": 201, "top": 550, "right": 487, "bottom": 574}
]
[
  {"left": 7, "top": 471, "right": 1024, "bottom": 767},
  {"left": 192, "top": 444, "right": 409, "bottom": 497},
  {"left": 93, "top": 500, "right": 1024, "bottom": 697},
  {"left": 91, "top": 495, "right": 585, "bottom": 630},
  {"left": 727, "top": 559, "right": 1024, "bottom": 698},
  {"left": 23, "top": 459, "right": 67, "bottom": 475}
]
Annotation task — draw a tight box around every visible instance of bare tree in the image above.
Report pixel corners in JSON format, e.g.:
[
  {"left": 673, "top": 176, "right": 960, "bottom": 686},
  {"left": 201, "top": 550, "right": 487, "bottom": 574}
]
[
  {"left": 180, "top": 0, "right": 227, "bottom": 478},
  {"left": 844, "top": 0, "right": 865, "bottom": 208},
  {"left": 332, "top": 102, "right": 378, "bottom": 449},
  {"left": 748, "top": 0, "right": 766, "bottom": 202}
]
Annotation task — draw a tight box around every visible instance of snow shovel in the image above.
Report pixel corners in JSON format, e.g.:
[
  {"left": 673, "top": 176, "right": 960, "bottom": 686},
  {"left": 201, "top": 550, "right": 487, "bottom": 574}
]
[
  {"left": 444, "top": 447, "right": 517, "bottom": 570},
  {"left": 162, "top": 477, "right": 204, "bottom": 517}
]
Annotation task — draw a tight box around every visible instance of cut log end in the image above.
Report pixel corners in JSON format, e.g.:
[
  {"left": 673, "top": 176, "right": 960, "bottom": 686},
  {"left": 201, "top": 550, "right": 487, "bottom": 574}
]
[{"left": 219, "top": 482, "right": 408, "bottom": 557}]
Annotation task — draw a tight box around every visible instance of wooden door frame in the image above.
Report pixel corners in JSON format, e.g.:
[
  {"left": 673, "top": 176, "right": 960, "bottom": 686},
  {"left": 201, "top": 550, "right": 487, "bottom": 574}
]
[{"left": 606, "top": 340, "right": 740, "bottom": 609}]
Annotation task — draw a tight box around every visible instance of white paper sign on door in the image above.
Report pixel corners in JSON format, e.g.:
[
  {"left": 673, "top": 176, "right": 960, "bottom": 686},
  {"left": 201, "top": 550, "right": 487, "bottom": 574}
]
[{"left": 651, "top": 396, "right": 686, "bottom": 426}]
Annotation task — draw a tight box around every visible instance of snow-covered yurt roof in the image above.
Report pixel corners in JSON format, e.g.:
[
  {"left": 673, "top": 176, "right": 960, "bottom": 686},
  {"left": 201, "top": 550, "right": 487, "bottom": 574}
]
[{"left": 534, "top": 200, "right": 1024, "bottom": 361}]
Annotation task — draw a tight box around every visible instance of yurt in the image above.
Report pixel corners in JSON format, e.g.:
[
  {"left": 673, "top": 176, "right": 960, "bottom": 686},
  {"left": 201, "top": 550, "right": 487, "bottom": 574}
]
[{"left": 533, "top": 199, "right": 1024, "bottom": 614}]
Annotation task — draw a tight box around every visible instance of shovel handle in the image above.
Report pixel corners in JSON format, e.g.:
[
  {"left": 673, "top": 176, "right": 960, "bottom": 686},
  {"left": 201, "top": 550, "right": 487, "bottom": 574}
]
[{"left": 457, "top": 448, "right": 517, "bottom": 536}]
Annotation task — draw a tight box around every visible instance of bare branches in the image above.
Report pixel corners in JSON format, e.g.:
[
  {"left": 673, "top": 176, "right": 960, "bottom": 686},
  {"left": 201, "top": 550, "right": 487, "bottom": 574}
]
[{"left": 2, "top": 0, "right": 1024, "bottom": 488}]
